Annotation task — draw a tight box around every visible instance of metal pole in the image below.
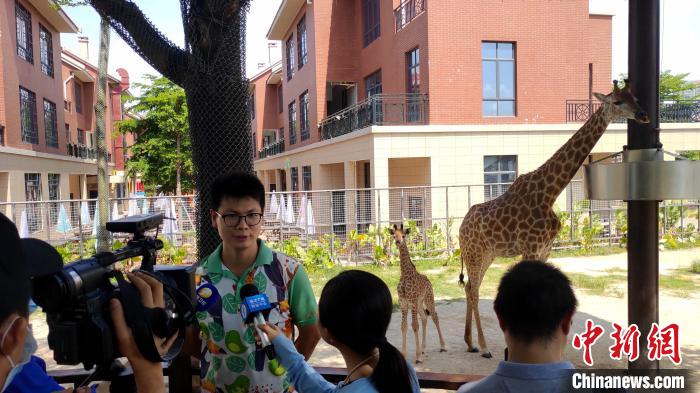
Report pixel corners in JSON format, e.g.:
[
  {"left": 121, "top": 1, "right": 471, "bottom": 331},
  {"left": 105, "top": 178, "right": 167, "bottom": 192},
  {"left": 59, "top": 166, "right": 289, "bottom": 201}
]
[
  {"left": 627, "top": 0, "right": 660, "bottom": 371},
  {"left": 329, "top": 191, "right": 335, "bottom": 263},
  {"left": 445, "top": 186, "right": 451, "bottom": 254}
]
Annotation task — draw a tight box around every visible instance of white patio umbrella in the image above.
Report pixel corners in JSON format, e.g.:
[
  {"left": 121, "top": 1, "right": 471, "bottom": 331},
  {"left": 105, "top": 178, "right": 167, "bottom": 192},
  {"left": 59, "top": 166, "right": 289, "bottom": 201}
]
[
  {"left": 128, "top": 197, "right": 138, "bottom": 217},
  {"left": 19, "top": 210, "right": 29, "bottom": 238},
  {"left": 91, "top": 207, "right": 99, "bottom": 236},
  {"left": 269, "top": 192, "right": 279, "bottom": 215},
  {"left": 112, "top": 201, "right": 121, "bottom": 221},
  {"left": 163, "top": 199, "right": 179, "bottom": 245},
  {"left": 276, "top": 194, "right": 287, "bottom": 222},
  {"left": 305, "top": 198, "right": 316, "bottom": 235},
  {"left": 142, "top": 198, "right": 150, "bottom": 214},
  {"left": 285, "top": 194, "right": 295, "bottom": 224},
  {"left": 297, "top": 195, "right": 308, "bottom": 228},
  {"left": 55, "top": 205, "right": 73, "bottom": 233},
  {"left": 80, "top": 201, "right": 91, "bottom": 226}
]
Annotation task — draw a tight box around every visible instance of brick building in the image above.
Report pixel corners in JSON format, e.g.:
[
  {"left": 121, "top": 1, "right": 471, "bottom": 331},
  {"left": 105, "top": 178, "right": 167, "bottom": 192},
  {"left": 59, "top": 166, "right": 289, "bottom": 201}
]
[
  {"left": 251, "top": 0, "right": 700, "bottom": 225},
  {"left": 0, "top": 1, "right": 139, "bottom": 210}
]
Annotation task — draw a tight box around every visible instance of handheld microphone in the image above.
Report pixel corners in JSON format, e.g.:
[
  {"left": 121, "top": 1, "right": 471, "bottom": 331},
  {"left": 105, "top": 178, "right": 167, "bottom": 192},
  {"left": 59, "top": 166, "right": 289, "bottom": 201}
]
[{"left": 240, "top": 284, "right": 276, "bottom": 360}]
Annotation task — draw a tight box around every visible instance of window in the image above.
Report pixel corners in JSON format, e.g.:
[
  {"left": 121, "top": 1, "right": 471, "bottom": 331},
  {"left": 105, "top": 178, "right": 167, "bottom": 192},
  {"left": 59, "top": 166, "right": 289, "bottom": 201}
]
[
  {"left": 279, "top": 127, "right": 284, "bottom": 142},
  {"left": 24, "top": 174, "right": 42, "bottom": 201},
  {"left": 482, "top": 42, "right": 516, "bottom": 117},
  {"left": 299, "top": 91, "right": 309, "bottom": 141},
  {"left": 286, "top": 35, "right": 295, "bottom": 80},
  {"left": 74, "top": 81, "right": 83, "bottom": 113},
  {"left": 291, "top": 167, "right": 299, "bottom": 191},
  {"left": 302, "top": 165, "right": 311, "bottom": 191},
  {"left": 43, "top": 99, "right": 58, "bottom": 148},
  {"left": 288, "top": 101, "right": 297, "bottom": 145},
  {"left": 484, "top": 155, "right": 517, "bottom": 201},
  {"left": 19, "top": 87, "right": 38, "bottom": 144},
  {"left": 39, "top": 25, "right": 54, "bottom": 77},
  {"left": 362, "top": 0, "right": 380, "bottom": 47},
  {"left": 250, "top": 92, "right": 255, "bottom": 119},
  {"left": 280, "top": 169, "right": 287, "bottom": 191},
  {"left": 65, "top": 124, "right": 70, "bottom": 143},
  {"left": 277, "top": 85, "right": 283, "bottom": 113},
  {"left": 77, "top": 128, "right": 85, "bottom": 144},
  {"left": 406, "top": 48, "right": 420, "bottom": 93},
  {"left": 406, "top": 48, "right": 421, "bottom": 122},
  {"left": 15, "top": 2, "right": 33, "bottom": 63},
  {"left": 297, "top": 16, "right": 308, "bottom": 68},
  {"left": 0, "top": 125, "right": 5, "bottom": 146},
  {"left": 48, "top": 174, "right": 60, "bottom": 200},
  {"left": 365, "top": 70, "right": 382, "bottom": 98}
]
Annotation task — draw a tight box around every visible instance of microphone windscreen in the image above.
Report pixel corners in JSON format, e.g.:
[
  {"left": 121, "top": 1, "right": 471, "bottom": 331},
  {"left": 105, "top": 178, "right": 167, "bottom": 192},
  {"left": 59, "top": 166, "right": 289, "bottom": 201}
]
[{"left": 240, "top": 283, "right": 260, "bottom": 299}]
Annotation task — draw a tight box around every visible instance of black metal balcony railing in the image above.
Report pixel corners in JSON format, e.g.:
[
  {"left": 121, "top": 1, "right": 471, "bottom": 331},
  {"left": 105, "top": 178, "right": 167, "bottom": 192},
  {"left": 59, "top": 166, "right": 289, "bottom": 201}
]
[
  {"left": 258, "top": 138, "right": 285, "bottom": 159},
  {"left": 395, "top": 0, "right": 426, "bottom": 32},
  {"left": 566, "top": 99, "right": 700, "bottom": 123},
  {"left": 320, "top": 93, "right": 428, "bottom": 141},
  {"left": 67, "top": 143, "right": 112, "bottom": 161}
]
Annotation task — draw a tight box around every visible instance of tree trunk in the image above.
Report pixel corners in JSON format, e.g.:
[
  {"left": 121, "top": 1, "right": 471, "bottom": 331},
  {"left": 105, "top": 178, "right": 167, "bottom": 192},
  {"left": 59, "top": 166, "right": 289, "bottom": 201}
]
[
  {"left": 95, "top": 17, "right": 111, "bottom": 253},
  {"left": 88, "top": 0, "right": 254, "bottom": 258},
  {"left": 176, "top": 132, "right": 182, "bottom": 196}
]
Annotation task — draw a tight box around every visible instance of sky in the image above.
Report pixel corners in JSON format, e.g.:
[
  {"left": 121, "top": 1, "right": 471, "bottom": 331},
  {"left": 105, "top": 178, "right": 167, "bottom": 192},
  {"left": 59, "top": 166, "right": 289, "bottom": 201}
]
[{"left": 59, "top": 0, "right": 700, "bottom": 94}]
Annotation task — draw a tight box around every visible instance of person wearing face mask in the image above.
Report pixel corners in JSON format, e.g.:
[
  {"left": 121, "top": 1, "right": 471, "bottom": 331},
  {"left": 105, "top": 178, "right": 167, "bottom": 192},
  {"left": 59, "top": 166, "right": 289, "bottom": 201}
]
[{"left": 0, "top": 212, "right": 176, "bottom": 392}]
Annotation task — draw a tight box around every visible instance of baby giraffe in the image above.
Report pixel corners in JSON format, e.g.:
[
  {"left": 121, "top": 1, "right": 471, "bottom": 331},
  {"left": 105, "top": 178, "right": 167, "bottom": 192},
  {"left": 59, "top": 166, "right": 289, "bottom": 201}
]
[{"left": 389, "top": 223, "right": 446, "bottom": 363}]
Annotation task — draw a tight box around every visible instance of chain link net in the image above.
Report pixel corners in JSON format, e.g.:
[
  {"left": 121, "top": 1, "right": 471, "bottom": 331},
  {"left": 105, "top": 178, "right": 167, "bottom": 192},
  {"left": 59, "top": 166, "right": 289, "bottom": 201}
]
[{"left": 88, "top": 0, "right": 254, "bottom": 258}]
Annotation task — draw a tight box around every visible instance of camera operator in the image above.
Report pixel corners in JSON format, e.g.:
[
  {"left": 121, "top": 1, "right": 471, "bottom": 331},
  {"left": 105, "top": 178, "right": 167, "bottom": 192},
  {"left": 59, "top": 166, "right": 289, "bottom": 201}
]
[{"left": 0, "top": 213, "right": 175, "bottom": 393}]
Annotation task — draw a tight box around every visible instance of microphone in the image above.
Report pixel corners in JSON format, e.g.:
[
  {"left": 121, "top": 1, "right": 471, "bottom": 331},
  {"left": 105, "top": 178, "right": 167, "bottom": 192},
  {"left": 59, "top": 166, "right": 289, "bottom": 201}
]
[{"left": 239, "top": 284, "right": 276, "bottom": 360}]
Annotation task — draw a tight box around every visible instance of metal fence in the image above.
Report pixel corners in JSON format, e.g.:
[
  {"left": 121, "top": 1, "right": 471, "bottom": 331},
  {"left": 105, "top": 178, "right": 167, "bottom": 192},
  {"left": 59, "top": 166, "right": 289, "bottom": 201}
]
[
  {"left": 319, "top": 93, "right": 429, "bottom": 141},
  {"left": 565, "top": 99, "right": 700, "bottom": 123},
  {"left": 2, "top": 181, "right": 698, "bottom": 262}
]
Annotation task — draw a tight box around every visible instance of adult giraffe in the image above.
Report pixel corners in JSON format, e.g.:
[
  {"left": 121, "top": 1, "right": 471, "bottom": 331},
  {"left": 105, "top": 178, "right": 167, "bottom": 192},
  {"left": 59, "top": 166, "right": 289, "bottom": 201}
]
[{"left": 458, "top": 80, "right": 649, "bottom": 358}]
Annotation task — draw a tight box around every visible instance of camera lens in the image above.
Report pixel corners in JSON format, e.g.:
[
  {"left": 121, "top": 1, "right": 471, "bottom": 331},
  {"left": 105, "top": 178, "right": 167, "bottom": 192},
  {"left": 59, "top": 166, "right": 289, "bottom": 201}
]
[{"left": 32, "top": 272, "right": 74, "bottom": 311}]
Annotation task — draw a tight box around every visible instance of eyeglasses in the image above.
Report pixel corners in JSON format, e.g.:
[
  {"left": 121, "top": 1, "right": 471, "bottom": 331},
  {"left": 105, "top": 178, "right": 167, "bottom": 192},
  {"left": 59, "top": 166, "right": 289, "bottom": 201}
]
[{"left": 214, "top": 211, "right": 263, "bottom": 227}]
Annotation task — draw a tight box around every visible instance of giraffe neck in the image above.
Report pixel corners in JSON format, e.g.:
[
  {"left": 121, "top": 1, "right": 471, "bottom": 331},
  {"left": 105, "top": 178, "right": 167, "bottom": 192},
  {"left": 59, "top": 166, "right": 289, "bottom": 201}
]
[
  {"left": 397, "top": 242, "right": 416, "bottom": 277},
  {"left": 536, "top": 103, "right": 616, "bottom": 205}
]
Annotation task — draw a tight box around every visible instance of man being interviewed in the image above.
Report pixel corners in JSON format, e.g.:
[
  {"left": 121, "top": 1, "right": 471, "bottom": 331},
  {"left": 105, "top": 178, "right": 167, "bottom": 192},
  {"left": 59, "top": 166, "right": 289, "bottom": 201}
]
[{"left": 190, "top": 172, "right": 320, "bottom": 393}]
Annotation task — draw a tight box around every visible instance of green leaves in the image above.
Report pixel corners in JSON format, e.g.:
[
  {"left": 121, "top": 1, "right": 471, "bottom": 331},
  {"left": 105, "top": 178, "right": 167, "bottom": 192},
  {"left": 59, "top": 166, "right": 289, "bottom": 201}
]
[{"left": 117, "top": 75, "right": 192, "bottom": 194}]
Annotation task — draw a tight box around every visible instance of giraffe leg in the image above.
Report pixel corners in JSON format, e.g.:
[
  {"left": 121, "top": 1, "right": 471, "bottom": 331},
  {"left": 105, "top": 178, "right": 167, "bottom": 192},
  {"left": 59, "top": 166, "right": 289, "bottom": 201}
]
[
  {"left": 400, "top": 300, "right": 408, "bottom": 357},
  {"left": 469, "top": 275, "right": 492, "bottom": 359},
  {"left": 411, "top": 307, "right": 422, "bottom": 363},
  {"left": 418, "top": 304, "right": 428, "bottom": 354},
  {"left": 464, "top": 281, "right": 478, "bottom": 352},
  {"left": 427, "top": 294, "right": 446, "bottom": 352}
]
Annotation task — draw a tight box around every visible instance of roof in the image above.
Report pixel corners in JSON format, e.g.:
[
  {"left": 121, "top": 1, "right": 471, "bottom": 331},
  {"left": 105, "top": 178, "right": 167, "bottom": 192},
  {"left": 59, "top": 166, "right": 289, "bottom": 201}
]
[
  {"left": 61, "top": 50, "right": 122, "bottom": 84},
  {"left": 248, "top": 60, "right": 282, "bottom": 83},
  {"left": 267, "top": 0, "right": 307, "bottom": 40},
  {"left": 29, "top": 0, "right": 80, "bottom": 33}
]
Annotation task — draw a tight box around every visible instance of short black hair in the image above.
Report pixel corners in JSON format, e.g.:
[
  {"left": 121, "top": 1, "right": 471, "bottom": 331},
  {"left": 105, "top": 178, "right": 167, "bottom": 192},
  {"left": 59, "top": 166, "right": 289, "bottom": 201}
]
[
  {"left": 210, "top": 172, "right": 266, "bottom": 212},
  {"left": 0, "top": 214, "right": 31, "bottom": 322},
  {"left": 494, "top": 260, "right": 577, "bottom": 343}
]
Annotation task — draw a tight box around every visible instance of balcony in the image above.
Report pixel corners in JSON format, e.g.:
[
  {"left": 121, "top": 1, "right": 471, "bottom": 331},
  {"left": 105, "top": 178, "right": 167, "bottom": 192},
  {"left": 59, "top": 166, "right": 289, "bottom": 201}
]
[
  {"left": 320, "top": 93, "right": 428, "bottom": 141},
  {"left": 566, "top": 99, "right": 700, "bottom": 123},
  {"left": 395, "top": 0, "right": 426, "bottom": 32},
  {"left": 258, "top": 138, "right": 285, "bottom": 159},
  {"left": 67, "top": 143, "right": 112, "bottom": 161}
]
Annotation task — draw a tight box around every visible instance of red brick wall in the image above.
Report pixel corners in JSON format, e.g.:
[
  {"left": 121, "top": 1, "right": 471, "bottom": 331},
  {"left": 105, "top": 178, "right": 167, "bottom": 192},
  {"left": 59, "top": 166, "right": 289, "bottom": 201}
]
[
  {"left": 261, "top": 0, "right": 613, "bottom": 154},
  {"left": 0, "top": 0, "right": 68, "bottom": 154},
  {"left": 426, "top": 0, "right": 612, "bottom": 124}
]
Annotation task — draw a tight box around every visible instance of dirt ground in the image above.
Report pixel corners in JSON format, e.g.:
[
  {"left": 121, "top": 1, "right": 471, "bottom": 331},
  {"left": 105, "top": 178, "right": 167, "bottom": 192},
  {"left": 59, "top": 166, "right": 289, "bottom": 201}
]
[
  {"left": 307, "top": 248, "right": 700, "bottom": 391},
  {"left": 37, "top": 248, "right": 699, "bottom": 391}
]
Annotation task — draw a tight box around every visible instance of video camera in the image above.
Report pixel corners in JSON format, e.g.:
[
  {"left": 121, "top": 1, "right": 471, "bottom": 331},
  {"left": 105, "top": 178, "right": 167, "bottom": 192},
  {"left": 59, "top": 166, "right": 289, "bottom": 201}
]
[{"left": 31, "top": 213, "right": 195, "bottom": 370}]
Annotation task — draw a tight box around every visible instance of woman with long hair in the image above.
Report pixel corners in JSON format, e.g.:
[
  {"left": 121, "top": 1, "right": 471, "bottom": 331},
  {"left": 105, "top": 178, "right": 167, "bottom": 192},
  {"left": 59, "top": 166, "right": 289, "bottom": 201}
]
[{"left": 259, "top": 270, "right": 419, "bottom": 392}]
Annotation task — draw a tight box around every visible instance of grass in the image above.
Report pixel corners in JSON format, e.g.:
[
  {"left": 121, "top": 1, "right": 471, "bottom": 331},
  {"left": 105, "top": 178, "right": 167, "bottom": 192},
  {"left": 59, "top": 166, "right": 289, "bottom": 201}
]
[
  {"left": 550, "top": 245, "right": 626, "bottom": 258},
  {"left": 690, "top": 260, "right": 700, "bottom": 274},
  {"left": 306, "top": 252, "right": 700, "bottom": 304}
]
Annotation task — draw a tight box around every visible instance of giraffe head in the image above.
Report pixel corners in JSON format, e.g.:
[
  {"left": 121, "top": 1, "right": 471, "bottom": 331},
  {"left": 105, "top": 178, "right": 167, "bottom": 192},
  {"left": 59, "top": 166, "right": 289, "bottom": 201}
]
[
  {"left": 593, "top": 79, "right": 650, "bottom": 123},
  {"left": 388, "top": 223, "right": 411, "bottom": 246}
]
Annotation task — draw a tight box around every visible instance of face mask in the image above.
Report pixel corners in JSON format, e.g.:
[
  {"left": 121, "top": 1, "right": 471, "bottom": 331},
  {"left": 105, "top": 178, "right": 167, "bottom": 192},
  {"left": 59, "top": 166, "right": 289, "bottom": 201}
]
[{"left": 1, "top": 317, "right": 36, "bottom": 392}]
